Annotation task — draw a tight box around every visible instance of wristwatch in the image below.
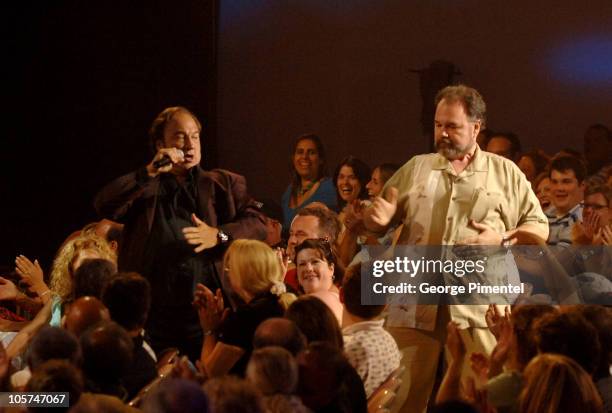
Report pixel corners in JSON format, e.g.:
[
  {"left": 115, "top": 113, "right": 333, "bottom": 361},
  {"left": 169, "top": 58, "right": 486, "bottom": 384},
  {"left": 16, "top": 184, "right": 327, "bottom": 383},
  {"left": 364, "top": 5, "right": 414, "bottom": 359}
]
[{"left": 217, "top": 229, "right": 230, "bottom": 245}]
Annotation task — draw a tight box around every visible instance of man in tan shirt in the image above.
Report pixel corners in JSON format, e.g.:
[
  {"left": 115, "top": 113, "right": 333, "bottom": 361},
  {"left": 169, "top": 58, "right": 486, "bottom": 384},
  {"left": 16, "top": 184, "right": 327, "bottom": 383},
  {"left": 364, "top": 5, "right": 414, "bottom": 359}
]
[{"left": 364, "top": 85, "right": 548, "bottom": 412}]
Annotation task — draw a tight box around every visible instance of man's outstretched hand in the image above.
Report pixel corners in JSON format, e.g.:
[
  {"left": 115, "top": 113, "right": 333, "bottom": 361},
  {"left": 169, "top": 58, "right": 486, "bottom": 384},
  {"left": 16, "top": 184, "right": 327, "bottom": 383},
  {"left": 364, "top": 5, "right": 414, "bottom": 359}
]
[
  {"left": 183, "top": 214, "right": 220, "bottom": 253},
  {"left": 364, "top": 186, "right": 398, "bottom": 231}
]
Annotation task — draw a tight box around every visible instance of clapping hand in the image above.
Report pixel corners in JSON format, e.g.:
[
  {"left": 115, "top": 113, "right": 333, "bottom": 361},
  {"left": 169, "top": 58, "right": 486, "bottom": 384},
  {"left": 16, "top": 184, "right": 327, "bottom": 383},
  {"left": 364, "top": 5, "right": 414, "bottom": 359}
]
[{"left": 193, "top": 283, "right": 228, "bottom": 333}]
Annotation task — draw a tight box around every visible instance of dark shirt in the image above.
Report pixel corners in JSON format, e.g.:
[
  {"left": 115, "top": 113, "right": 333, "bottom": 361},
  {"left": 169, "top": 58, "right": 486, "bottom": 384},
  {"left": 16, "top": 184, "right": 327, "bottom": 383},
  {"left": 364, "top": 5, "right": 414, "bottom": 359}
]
[
  {"left": 217, "top": 291, "right": 285, "bottom": 375},
  {"left": 121, "top": 335, "right": 158, "bottom": 399},
  {"left": 144, "top": 170, "right": 219, "bottom": 340}
]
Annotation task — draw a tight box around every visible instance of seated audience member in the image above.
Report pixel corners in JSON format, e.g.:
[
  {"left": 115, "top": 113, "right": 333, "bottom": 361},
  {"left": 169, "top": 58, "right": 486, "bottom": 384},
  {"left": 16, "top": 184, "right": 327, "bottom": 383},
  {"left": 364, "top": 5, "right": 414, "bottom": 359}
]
[
  {"left": 547, "top": 155, "right": 586, "bottom": 246},
  {"left": 80, "top": 321, "right": 134, "bottom": 400},
  {"left": 573, "top": 184, "right": 612, "bottom": 245},
  {"left": 101, "top": 272, "right": 157, "bottom": 399},
  {"left": 203, "top": 375, "right": 266, "bottom": 413},
  {"left": 341, "top": 163, "right": 400, "bottom": 266},
  {"left": 567, "top": 305, "right": 612, "bottom": 411},
  {"left": 517, "top": 149, "right": 550, "bottom": 184},
  {"left": 534, "top": 172, "right": 553, "bottom": 212},
  {"left": 81, "top": 219, "right": 124, "bottom": 252},
  {"left": 26, "top": 359, "right": 84, "bottom": 413},
  {"left": 11, "top": 326, "right": 82, "bottom": 390},
  {"left": 485, "top": 132, "right": 522, "bottom": 161},
  {"left": 535, "top": 311, "right": 601, "bottom": 376},
  {"left": 62, "top": 296, "right": 111, "bottom": 338},
  {"left": 142, "top": 378, "right": 210, "bottom": 413},
  {"left": 285, "top": 295, "right": 344, "bottom": 350},
  {"left": 194, "top": 239, "right": 296, "bottom": 376},
  {"left": 297, "top": 341, "right": 367, "bottom": 413},
  {"left": 246, "top": 346, "right": 310, "bottom": 413},
  {"left": 72, "top": 258, "right": 117, "bottom": 300},
  {"left": 258, "top": 199, "right": 284, "bottom": 248},
  {"left": 583, "top": 123, "right": 611, "bottom": 177},
  {"left": 340, "top": 263, "right": 400, "bottom": 397},
  {"left": 519, "top": 354, "right": 605, "bottom": 413},
  {"left": 285, "top": 205, "right": 341, "bottom": 290},
  {"left": 282, "top": 134, "right": 337, "bottom": 231},
  {"left": 252, "top": 318, "right": 307, "bottom": 356},
  {"left": 333, "top": 157, "right": 371, "bottom": 243},
  {"left": 483, "top": 305, "right": 557, "bottom": 413},
  {"left": 70, "top": 393, "right": 140, "bottom": 413},
  {"left": 294, "top": 238, "right": 343, "bottom": 322}
]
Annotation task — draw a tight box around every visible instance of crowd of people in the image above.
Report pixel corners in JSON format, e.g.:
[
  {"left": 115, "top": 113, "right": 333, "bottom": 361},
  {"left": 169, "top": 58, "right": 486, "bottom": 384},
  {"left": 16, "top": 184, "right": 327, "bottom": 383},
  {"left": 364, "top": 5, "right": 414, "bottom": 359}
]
[{"left": 0, "top": 85, "right": 611, "bottom": 413}]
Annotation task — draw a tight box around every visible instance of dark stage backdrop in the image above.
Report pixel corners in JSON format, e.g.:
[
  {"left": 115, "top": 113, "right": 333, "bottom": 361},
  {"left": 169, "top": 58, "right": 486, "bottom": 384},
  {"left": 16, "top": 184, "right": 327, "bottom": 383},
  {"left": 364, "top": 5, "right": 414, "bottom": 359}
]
[{"left": 4, "top": 1, "right": 218, "bottom": 268}]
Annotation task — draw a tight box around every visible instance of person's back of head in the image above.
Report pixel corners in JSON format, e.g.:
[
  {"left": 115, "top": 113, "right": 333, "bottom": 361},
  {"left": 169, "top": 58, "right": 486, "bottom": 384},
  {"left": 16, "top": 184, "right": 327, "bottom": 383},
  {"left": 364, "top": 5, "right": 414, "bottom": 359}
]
[
  {"left": 80, "top": 321, "right": 133, "bottom": 389},
  {"left": 486, "top": 132, "right": 522, "bottom": 160},
  {"left": 72, "top": 258, "right": 117, "bottom": 300},
  {"left": 142, "top": 378, "right": 209, "bottom": 413},
  {"left": 342, "top": 262, "right": 384, "bottom": 320},
  {"left": 246, "top": 346, "right": 298, "bottom": 396},
  {"left": 297, "top": 341, "right": 367, "bottom": 412},
  {"left": 63, "top": 296, "right": 111, "bottom": 337},
  {"left": 203, "top": 376, "right": 265, "bottom": 413},
  {"left": 511, "top": 304, "right": 558, "bottom": 369},
  {"left": 535, "top": 311, "right": 601, "bottom": 375},
  {"left": 101, "top": 272, "right": 151, "bottom": 332},
  {"left": 519, "top": 353, "right": 604, "bottom": 413},
  {"left": 252, "top": 318, "right": 307, "bottom": 356},
  {"left": 285, "top": 295, "right": 344, "bottom": 349},
  {"left": 565, "top": 305, "right": 612, "bottom": 380},
  {"left": 26, "top": 359, "right": 83, "bottom": 413},
  {"left": 26, "top": 326, "right": 81, "bottom": 371}
]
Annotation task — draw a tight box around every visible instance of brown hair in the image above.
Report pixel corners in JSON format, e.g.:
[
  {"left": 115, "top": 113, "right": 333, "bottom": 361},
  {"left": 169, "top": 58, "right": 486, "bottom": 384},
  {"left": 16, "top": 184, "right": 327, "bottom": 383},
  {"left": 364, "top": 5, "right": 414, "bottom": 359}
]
[
  {"left": 435, "top": 84, "right": 486, "bottom": 127},
  {"left": 519, "top": 354, "right": 604, "bottom": 413},
  {"left": 148, "top": 106, "right": 202, "bottom": 154}
]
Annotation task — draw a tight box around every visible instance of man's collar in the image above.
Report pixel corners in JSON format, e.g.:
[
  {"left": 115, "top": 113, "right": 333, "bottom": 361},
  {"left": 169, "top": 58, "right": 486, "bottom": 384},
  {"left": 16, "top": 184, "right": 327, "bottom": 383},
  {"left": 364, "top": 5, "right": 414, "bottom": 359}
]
[
  {"left": 432, "top": 145, "right": 488, "bottom": 172},
  {"left": 546, "top": 202, "right": 583, "bottom": 220}
]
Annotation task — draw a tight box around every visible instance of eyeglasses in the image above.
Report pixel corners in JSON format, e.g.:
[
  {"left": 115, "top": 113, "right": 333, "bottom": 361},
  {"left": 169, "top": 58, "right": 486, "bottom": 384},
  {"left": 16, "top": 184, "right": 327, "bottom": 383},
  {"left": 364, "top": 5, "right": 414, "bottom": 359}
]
[{"left": 583, "top": 203, "right": 608, "bottom": 211}]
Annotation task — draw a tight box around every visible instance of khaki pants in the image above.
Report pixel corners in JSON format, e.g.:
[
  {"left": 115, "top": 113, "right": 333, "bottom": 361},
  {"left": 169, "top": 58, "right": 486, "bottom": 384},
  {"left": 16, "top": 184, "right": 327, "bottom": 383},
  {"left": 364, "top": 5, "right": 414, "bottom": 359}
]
[{"left": 386, "top": 307, "right": 497, "bottom": 413}]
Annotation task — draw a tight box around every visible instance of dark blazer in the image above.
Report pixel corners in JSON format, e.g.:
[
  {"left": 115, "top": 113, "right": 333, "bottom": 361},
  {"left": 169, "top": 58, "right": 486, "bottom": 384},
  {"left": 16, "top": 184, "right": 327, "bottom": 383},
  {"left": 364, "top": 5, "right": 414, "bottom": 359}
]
[{"left": 94, "top": 167, "right": 267, "bottom": 273}]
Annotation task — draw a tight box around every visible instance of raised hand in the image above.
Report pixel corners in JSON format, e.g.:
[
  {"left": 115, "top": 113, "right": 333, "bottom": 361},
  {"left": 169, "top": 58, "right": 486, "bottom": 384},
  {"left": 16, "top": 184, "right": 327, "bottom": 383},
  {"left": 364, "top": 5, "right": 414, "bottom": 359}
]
[
  {"left": 183, "top": 214, "right": 220, "bottom": 253},
  {"left": 0, "top": 277, "right": 18, "bottom": 301},
  {"left": 193, "top": 283, "right": 227, "bottom": 333},
  {"left": 15, "top": 255, "right": 45, "bottom": 290},
  {"left": 485, "top": 304, "right": 509, "bottom": 340},
  {"left": 365, "top": 186, "right": 398, "bottom": 229},
  {"left": 446, "top": 321, "right": 466, "bottom": 364}
]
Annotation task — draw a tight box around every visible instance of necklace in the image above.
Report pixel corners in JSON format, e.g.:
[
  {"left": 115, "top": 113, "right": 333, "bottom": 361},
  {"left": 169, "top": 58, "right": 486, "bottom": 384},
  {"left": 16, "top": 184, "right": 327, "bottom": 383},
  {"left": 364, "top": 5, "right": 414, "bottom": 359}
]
[{"left": 298, "top": 180, "right": 316, "bottom": 196}]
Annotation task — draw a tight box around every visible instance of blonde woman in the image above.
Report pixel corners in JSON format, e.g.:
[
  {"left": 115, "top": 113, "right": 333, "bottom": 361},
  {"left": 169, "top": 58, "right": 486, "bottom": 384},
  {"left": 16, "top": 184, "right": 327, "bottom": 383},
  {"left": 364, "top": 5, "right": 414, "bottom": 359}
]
[{"left": 195, "top": 239, "right": 296, "bottom": 376}]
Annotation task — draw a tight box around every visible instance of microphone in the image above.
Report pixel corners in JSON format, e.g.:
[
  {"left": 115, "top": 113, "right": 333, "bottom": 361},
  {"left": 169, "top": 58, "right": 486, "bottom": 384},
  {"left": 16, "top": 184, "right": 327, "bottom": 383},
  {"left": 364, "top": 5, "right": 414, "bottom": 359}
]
[{"left": 153, "top": 150, "right": 184, "bottom": 169}]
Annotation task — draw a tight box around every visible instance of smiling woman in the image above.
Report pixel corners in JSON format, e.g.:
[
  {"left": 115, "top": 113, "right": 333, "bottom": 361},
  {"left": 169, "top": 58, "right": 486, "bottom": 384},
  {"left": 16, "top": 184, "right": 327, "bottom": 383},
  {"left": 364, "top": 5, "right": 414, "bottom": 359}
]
[{"left": 281, "top": 134, "right": 338, "bottom": 230}]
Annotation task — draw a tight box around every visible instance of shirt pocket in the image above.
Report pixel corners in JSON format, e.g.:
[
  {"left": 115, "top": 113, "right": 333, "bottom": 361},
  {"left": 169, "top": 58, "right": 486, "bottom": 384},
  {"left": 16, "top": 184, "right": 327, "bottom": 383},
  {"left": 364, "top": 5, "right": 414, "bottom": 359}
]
[{"left": 469, "top": 188, "right": 509, "bottom": 232}]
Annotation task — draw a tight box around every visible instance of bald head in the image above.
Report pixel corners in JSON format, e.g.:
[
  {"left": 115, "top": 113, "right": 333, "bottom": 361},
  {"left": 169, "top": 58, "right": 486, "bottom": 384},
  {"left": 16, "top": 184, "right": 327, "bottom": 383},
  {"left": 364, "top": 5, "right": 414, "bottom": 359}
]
[
  {"left": 63, "top": 296, "right": 110, "bottom": 337},
  {"left": 253, "top": 318, "right": 306, "bottom": 356}
]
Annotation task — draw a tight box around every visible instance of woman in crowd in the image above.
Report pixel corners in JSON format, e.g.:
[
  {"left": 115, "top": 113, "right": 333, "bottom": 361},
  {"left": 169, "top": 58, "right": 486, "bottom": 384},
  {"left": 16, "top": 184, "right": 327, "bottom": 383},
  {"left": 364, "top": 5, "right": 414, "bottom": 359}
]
[
  {"left": 333, "top": 156, "right": 370, "bottom": 219},
  {"left": 294, "top": 238, "right": 343, "bottom": 322},
  {"left": 195, "top": 239, "right": 296, "bottom": 375},
  {"left": 338, "top": 163, "right": 399, "bottom": 266},
  {"left": 534, "top": 172, "right": 552, "bottom": 212},
  {"left": 281, "top": 134, "right": 337, "bottom": 230},
  {"left": 519, "top": 353, "right": 604, "bottom": 413}
]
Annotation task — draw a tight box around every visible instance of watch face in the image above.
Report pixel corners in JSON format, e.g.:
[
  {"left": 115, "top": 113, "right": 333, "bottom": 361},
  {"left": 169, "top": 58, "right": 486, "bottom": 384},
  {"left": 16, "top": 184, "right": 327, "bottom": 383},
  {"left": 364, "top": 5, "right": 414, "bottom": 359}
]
[{"left": 219, "top": 231, "right": 229, "bottom": 243}]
